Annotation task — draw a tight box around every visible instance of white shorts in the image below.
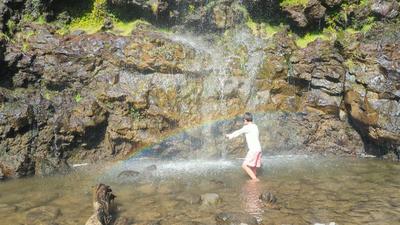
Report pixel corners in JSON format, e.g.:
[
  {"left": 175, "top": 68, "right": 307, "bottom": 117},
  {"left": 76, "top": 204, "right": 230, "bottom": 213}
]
[{"left": 243, "top": 151, "right": 262, "bottom": 168}]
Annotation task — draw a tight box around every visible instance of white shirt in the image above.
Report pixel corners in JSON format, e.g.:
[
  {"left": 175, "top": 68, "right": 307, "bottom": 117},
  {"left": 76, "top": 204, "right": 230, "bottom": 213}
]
[{"left": 228, "top": 123, "right": 261, "bottom": 152}]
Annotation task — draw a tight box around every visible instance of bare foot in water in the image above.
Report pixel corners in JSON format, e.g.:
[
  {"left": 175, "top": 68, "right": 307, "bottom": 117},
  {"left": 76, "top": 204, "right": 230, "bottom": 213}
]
[{"left": 248, "top": 178, "right": 260, "bottom": 182}]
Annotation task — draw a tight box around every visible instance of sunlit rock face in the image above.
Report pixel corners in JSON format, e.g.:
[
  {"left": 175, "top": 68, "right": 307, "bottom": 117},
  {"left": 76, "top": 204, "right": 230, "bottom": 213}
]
[{"left": 0, "top": 0, "right": 399, "bottom": 179}]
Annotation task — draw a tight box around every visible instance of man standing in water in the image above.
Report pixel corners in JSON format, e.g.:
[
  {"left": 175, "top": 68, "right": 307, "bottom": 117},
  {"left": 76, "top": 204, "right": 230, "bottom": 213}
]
[{"left": 226, "top": 112, "right": 262, "bottom": 182}]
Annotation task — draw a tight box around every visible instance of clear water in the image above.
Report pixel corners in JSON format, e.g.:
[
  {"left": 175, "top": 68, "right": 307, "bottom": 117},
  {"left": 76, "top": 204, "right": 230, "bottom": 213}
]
[{"left": 1, "top": 156, "right": 399, "bottom": 225}]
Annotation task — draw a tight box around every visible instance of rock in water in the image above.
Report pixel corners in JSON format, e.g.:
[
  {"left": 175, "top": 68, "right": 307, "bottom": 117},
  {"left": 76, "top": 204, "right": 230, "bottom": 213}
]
[
  {"left": 25, "top": 206, "right": 61, "bottom": 225},
  {"left": 259, "top": 192, "right": 277, "bottom": 203},
  {"left": 215, "top": 212, "right": 258, "bottom": 225},
  {"left": 85, "top": 183, "right": 116, "bottom": 225},
  {"left": 259, "top": 192, "right": 281, "bottom": 209},
  {"left": 200, "top": 193, "right": 221, "bottom": 207},
  {"left": 118, "top": 170, "right": 140, "bottom": 177}
]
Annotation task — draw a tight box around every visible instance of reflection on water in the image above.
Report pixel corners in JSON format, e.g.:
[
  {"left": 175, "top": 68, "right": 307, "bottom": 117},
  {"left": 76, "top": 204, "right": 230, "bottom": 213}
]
[
  {"left": 241, "top": 181, "right": 263, "bottom": 222},
  {"left": 0, "top": 155, "right": 399, "bottom": 225}
]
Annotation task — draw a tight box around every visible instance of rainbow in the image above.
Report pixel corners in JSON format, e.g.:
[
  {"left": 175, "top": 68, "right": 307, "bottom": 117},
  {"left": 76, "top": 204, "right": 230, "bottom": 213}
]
[{"left": 120, "top": 114, "right": 244, "bottom": 161}]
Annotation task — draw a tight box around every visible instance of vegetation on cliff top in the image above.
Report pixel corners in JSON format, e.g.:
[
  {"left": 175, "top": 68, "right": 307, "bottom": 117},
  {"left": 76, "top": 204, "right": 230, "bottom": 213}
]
[{"left": 280, "top": 0, "right": 309, "bottom": 7}]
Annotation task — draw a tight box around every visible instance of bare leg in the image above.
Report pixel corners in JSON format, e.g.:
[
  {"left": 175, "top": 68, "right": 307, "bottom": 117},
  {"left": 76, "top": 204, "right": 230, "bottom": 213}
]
[
  {"left": 251, "top": 167, "right": 257, "bottom": 177},
  {"left": 242, "top": 163, "right": 259, "bottom": 181}
]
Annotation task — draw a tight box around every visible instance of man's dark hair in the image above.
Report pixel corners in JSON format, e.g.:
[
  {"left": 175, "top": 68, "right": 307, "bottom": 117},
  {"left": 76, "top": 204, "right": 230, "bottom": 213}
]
[{"left": 243, "top": 112, "right": 253, "bottom": 122}]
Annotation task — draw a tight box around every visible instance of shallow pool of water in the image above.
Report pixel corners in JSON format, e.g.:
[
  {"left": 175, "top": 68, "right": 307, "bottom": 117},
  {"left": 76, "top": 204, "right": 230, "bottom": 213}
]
[{"left": 1, "top": 155, "right": 399, "bottom": 225}]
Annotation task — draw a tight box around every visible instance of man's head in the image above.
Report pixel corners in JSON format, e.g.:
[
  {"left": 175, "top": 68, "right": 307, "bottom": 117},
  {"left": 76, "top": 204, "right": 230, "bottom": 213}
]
[{"left": 243, "top": 112, "right": 253, "bottom": 124}]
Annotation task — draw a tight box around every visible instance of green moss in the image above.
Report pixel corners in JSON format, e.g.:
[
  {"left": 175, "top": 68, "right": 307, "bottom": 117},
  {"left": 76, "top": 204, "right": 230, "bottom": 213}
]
[
  {"left": 188, "top": 4, "right": 196, "bottom": 15},
  {"left": 295, "top": 32, "right": 331, "bottom": 48},
  {"left": 359, "top": 0, "right": 371, "bottom": 7},
  {"left": 74, "top": 93, "right": 82, "bottom": 103},
  {"left": 344, "top": 59, "right": 357, "bottom": 71},
  {"left": 58, "top": 0, "right": 160, "bottom": 36},
  {"left": 68, "top": 15, "right": 103, "bottom": 34},
  {"left": 263, "top": 23, "right": 282, "bottom": 37},
  {"left": 280, "top": 0, "right": 308, "bottom": 7},
  {"left": 246, "top": 19, "right": 258, "bottom": 32},
  {"left": 0, "top": 32, "right": 11, "bottom": 41},
  {"left": 360, "top": 16, "right": 375, "bottom": 33},
  {"left": 22, "top": 42, "right": 31, "bottom": 52},
  {"left": 35, "top": 15, "right": 47, "bottom": 25},
  {"left": 246, "top": 18, "right": 282, "bottom": 38},
  {"left": 65, "top": 0, "right": 108, "bottom": 34},
  {"left": 112, "top": 20, "right": 151, "bottom": 36},
  {"left": 129, "top": 107, "right": 143, "bottom": 121},
  {"left": 43, "top": 90, "right": 58, "bottom": 100},
  {"left": 151, "top": 2, "right": 159, "bottom": 15},
  {"left": 6, "top": 20, "right": 17, "bottom": 34}
]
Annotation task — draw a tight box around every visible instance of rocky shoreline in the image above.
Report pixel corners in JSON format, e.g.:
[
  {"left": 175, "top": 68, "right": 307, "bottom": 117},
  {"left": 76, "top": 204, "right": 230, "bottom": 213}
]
[{"left": 0, "top": 0, "right": 399, "bottom": 180}]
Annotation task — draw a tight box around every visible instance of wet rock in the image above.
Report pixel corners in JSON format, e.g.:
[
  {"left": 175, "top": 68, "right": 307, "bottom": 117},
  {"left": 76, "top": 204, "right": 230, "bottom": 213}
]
[
  {"left": 35, "top": 157, "right": 69, "bottom": 176},
  {"left": 371, "top": 0, "right": 399, "bottom": 19},
  {"left": 343, "top": 39, "right": 400, "bottom": 154},
  {"left": 215, "top": 212, "right": 258, "bottom": 225},
  {"left": 118, "top": 170, "right": 140, "bottom": 178},
  {"left": 25, "top": 206, "right": 61, "bottom": 225},
  {"left": 259, "top": 192, "right": 281, "bottom": 209},
  {"left": 0, "top": 102, "right": 34, "bottom": 136},
  {"left": 210, "top": 1, "right": 245, "bottom": 30},
  {"left": 259, "top": 192, "right": 277, "bottom": 203},
  {"left": 200, "top": 193, "right": 221, "bottom": 207},
  {"left": 86, "top": 214, "right": 102, "bottom": 225},
  {"left": 85, "top": 183, "right": 116, "bottom": 225}
]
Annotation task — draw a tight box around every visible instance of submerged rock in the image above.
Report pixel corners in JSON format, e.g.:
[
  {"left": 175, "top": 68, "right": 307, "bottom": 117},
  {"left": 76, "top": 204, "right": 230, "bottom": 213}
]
[
  {"left": 200, "top": 193, "right": 221, "bottom": 207},
  {"left": 259, "top": 192, "right": 281, "bottom": 209},
  {"left": 215, "top": 212, "right": 258, "bottom": 225},
  {"left": 118, "top": 170, "right": 140, "bottom": 178},
  {"left": 25, "top": 206, "right": 61, "bottom": 225}
]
